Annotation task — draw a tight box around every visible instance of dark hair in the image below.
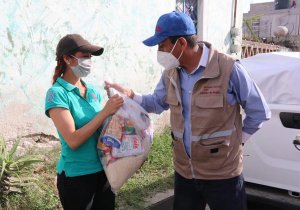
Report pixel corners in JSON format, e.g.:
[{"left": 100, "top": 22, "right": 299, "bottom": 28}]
[
  {"left": 52, "top": 58, "right": 66, "bottom": 85},
  {"left": 169, "top": 35, "right": 198, "bottom": 48},
  {"left": 52, "top": 50, "right": 77, "bottom": 85}
]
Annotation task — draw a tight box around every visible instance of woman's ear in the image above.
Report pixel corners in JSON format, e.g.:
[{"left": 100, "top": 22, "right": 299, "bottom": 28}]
[{"left": 63, "top": 55, "right": 71, "bottom": 65}]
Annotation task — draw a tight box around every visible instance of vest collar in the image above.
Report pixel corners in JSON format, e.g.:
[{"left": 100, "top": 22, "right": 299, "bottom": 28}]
[
  {"left": 199, "top": 41, "right": 221, "bottom": 79},
  {"left": 167, "top": 41, "right": 220, "bottom": 84}
]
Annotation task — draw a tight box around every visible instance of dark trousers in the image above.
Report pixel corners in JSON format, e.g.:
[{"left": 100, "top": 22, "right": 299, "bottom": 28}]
[
  {"left": 57, "top": 171, "right": 115, "bottom": 210},
  {"left": 173, "top": 171, "right": 247, "bottom": 210}
]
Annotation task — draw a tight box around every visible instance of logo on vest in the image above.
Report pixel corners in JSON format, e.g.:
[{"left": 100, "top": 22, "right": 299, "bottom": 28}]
[{"left": 200, "top": 85, "right": 222, "bottom": 95}]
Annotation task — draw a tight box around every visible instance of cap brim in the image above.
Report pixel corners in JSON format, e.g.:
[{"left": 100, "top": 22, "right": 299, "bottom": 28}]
[
  {"left": 78, "top": 44, "right": 104, "bottom": 56},
  {"left": 143, "top": 35, "right": 167, "bottom": 47}
]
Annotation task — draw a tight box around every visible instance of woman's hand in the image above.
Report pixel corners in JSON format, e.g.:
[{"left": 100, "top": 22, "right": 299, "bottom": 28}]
[
  {"left": 48, "top": 94, "right": 123, "bottom": 150},
  {"left": 102, "top": 94, "right": 124, "bottom": 116},
  {"left": 105, "top": 81, "right": 134, "bottom": 99}
]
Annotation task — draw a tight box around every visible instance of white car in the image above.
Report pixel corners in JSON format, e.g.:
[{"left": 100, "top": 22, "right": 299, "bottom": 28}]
[{"left": 241, "top": 52, "right": 300, "bottom": 208}]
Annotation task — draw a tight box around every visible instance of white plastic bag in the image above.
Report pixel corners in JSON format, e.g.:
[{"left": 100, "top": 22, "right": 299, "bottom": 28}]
[{"left": 97, "top": 96, "right": 153, "bottom": 193}]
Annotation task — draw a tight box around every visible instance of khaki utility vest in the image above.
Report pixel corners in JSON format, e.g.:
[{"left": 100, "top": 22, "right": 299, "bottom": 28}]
[{"left": 163, "top": 42, "right": 243, "bottom": 180}]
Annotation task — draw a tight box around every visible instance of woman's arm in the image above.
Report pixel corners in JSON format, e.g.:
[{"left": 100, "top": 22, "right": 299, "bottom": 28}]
[{"left": 49, "top": 94, "right": 124, "bottom": 150}]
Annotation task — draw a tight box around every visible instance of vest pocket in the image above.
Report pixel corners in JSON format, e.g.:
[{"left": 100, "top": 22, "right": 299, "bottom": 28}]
[
  {"left": 194, "top": 94, "right": 223, "bottom": 108},
  {"left": 191, "top": 137, "right": 230, "bottom": 170},
  {"left": 193, "top": 95, "right": 224, "bottom": 127}
]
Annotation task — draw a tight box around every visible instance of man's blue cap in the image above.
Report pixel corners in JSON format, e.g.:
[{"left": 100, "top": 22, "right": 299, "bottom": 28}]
[{"left": 143, "top": 11, "right": 196, "bottom": 47}]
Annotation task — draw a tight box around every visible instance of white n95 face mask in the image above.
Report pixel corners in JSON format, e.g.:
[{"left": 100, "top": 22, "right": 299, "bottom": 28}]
[
  {"left": 70, "top": 56, "right": 92, "bottom": 78},
  {"left": 157, "top": 39, "right": 183, "bottom": 70}
]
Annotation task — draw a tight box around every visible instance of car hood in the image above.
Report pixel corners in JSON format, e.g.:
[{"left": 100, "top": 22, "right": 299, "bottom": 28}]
[{"left": 241, "top": 52, "right": 300, "bottom": 105}]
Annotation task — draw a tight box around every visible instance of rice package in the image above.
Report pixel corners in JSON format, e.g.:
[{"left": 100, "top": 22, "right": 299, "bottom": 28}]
[{"left": 97, "top": 95, "right": 153, "bottom": 193}]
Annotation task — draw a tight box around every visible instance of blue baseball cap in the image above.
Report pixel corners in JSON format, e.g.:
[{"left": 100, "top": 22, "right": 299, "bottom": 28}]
[{"left": 143, "top": 11, "right": 196, "bottom": 47}]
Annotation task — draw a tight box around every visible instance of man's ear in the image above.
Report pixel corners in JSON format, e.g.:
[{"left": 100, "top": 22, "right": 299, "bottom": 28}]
[{"left": 178, "top": 37, "right": 188, "bottom": 50}]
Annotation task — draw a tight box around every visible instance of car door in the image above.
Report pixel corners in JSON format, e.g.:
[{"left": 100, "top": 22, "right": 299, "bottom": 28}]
[{"left": 243, "top": 103, "right": 300, "bottom": 193}]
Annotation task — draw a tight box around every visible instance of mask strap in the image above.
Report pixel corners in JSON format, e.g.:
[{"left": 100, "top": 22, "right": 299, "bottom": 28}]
[
  {"left": 177, "top": 50, "right": 183, "bottom": 61},
  {"left": 170, "top": 39, "right": 183, "bottom": 61},
  {"left": 71, "top": 55, "right": 79, "bottom": 60},
  {"left": 170, "top": 39, "right": 179, "bottom": 54}
]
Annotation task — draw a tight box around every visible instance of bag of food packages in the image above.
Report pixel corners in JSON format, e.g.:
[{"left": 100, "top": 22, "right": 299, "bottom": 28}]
[{"left": 97, "top": 91, "right": 153, "bottom": 193}]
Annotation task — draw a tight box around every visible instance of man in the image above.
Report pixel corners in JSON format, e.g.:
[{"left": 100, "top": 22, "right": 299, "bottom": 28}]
[{"left": 107, "top": 11, "right": 271, "bottom": 210}]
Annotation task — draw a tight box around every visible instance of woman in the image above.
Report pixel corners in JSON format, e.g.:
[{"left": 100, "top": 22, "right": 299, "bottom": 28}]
[{"left": 45, "top": 34, "right": 123, "bottom": 210}]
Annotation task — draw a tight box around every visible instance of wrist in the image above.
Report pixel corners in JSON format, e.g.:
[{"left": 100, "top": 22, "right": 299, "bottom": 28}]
[{"left": 100, "top": 107, "right": 110, "bottom": 118}]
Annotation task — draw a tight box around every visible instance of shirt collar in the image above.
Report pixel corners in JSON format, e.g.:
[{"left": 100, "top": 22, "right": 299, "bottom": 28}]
[
  {"left": 200, "top": 43, "right": 209, "bottom": 68},
  {"left": 189, "top": 43, "right": 209, "bottom": 74},
  {"left": 56, "top": 77, "right": 88, "bottom": 91}
]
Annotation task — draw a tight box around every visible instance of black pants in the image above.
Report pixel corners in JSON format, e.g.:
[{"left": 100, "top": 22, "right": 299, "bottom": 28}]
[
  {"left": 173, "top": 171, "right": 247, "bottom": 210},
  {"left": 57, "top": 171, "right": 115, "bottom": 210}
]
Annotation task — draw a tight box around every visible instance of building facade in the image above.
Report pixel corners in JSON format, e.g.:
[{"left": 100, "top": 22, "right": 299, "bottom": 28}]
[{"left": 243, "top": 0, "right": 300, "bottom": 50}]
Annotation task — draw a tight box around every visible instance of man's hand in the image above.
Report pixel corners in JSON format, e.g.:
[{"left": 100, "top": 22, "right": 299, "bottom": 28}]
[{"left": 104, "top": 81, "right": 134, "bottom": 99}]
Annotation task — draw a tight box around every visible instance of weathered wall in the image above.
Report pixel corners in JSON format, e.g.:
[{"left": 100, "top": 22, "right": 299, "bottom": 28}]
[
  {"left": 259, "top": 9, "right": 300, "bottom": 37},
  {"left": 244, "top": 1, "right": 300, "bottom": 38},
  {"left": 0, "top": 0, "right": 174, "bottom": 139},
  {"left": 0, "top": 0, "right": 246, "bottom": 140},
  {"left": 198, "top": 0, "right": 244, "bottom": 57},
  {"left": 246, "top": 2, "right": 274, "bottom": 15}
]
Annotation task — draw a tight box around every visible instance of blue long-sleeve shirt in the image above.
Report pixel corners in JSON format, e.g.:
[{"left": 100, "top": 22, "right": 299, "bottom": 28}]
[{"left": 135, "top": 44, "right": 271, "bottom": 156}]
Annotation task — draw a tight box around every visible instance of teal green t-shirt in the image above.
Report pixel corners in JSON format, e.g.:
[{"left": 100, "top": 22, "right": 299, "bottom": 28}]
[{"left": 45, "top": 77, "right": 103, "bottom": 177}]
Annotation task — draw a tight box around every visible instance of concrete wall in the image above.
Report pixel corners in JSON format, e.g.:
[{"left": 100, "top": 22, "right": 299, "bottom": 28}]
[
  {"left": 0, "top": 0, "right": 174, "bottom": 139},
  {"left": 198, "top": 0, "right": 244, "bottom": 57},
  {"left": 0, "top": 0, "right": 246, "bottom": 140},
  {"left": 246, "top": 2, "right": 275, "bottom": 16},
  {"left": 259, "top": 8, "right": 300, "bottom": 37},
  {"left": 295, "top": 0, "right": 300, "bottom": 8},
  {"left": 243, "top": 1, "right": 300, "bottom": 42}
]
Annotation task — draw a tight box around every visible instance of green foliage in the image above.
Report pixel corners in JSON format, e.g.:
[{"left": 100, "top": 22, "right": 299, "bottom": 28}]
[
  {"left": 0, "top": 136, "right": 42, "bottom": 206},
  {"left": 1, "top": 145, "right": 61, "bottom": 210},
  {"left": 243, "top": 15, "right": 262, "bottom": 42},
  {"left": 1, "top": 128, "right": 174, "bottom": 210},
  {"left": 4, "top": 179, "right": 60, "bottom": 210},
  {"left": 116, "top": 127, "right": 174, "bottom": 210}
]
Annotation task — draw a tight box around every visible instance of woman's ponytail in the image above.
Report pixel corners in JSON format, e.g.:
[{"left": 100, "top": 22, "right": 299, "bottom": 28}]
[{"left": 52, "top": 58, "right": 66, "bottom": 85}]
